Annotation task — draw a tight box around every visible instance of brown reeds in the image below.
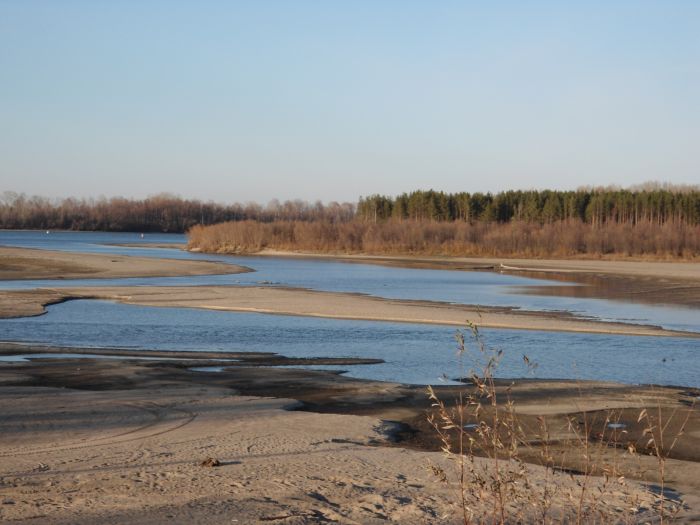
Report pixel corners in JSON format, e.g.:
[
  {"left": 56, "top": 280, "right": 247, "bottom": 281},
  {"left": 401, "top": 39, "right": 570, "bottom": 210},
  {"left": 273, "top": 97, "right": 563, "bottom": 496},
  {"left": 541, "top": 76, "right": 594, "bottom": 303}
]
[
  {"left": 187, "top": 219, "right": 700, "bottom": 260},
  {"left": 426, "top": 325, "right": 693, "bottom": 523}
]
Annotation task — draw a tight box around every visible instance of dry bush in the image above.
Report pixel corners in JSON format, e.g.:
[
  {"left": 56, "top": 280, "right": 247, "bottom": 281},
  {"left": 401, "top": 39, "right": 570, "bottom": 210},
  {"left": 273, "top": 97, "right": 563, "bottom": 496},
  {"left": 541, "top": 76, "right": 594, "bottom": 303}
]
[
  {"left": 427, "top": 324, "right": 692, "bottom": 524},
  {"left": 187, "top": 219, "right": 700, "bottom": 260}
]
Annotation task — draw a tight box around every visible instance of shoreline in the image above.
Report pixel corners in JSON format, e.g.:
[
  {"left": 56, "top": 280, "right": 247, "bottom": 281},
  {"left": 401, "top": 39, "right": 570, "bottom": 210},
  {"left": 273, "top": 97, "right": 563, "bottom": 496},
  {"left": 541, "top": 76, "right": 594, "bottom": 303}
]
[
  {"left": 89, "top": 240, "right": 700, "bottom": 285},
  {"left": 252, "top": 248, "right": 700, "bottom": 280},
  {"left": 0, "top": 351, "right": 697, "bottom": 522},
  {"left": 2, "top": 342, "right": 698, "bottom": 390}
]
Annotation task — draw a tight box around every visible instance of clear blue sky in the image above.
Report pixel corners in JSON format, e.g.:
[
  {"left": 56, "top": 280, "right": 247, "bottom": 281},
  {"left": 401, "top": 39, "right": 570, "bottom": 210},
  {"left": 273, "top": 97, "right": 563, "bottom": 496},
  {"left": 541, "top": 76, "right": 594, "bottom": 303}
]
[{"left": 1, "top": 1, "right": 698, "bottom": 203}]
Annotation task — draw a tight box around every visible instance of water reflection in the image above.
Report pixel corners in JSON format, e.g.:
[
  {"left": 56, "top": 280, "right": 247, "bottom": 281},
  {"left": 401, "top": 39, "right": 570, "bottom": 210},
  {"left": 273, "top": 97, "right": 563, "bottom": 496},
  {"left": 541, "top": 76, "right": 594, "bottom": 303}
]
[{"left": 510, "top": 270, "right": 700, "bottom": 309}]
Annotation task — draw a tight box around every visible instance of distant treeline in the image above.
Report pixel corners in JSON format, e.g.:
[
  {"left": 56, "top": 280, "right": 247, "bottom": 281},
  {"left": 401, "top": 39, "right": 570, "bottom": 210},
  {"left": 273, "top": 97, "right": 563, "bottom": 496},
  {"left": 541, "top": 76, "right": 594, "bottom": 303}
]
[
  {"left": 0, "top": 192, "right": 355, "bottom": 232},
  {"left": 187, "top": 219, "right": 700, "bottom": 259},
  {"left": 187, "top": 185, "right": 700, "bottom": 259},
  {"left": 357, "top": 187, "right": 700, "bottom": 225},
  {"left": 3, "top": 186, "right": 700, "bottom": 259}
]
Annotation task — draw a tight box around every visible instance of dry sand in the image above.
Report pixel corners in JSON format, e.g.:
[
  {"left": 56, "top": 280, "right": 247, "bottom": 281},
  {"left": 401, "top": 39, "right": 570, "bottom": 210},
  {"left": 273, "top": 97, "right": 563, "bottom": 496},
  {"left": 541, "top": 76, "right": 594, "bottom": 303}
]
[
  {"left": 0, "top": 355, "right": 686, "bottom": 524},
  {"left": 0, "top": 246, "right": 249, "bottom": 281},
  {"left": 1, "top": 383, "right": 464, "bottom": 524}
]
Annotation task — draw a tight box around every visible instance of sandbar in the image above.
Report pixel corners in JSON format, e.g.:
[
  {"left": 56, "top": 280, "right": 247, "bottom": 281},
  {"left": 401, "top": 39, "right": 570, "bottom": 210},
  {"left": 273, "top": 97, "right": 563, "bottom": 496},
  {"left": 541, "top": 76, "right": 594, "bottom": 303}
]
[
  {"left": 2, "top": 284, "right": 697, "bottom": 338},
  {"left": 0, "top": 246, "right": 249, "bottom": 281}
]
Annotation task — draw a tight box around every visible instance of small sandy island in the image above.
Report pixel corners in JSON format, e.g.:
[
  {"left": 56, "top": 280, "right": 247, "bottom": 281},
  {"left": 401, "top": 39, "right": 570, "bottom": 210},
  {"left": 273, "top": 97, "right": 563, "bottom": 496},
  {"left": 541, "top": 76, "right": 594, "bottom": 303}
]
[
  {"left": 0, "top": 246, "right": 249, "bottom": 281},
  {"left": 1, "top": 349, "right": 696, "bottom": 523},
  {"left": 2, "top": 285, "right": 697, "bottom": 338}
]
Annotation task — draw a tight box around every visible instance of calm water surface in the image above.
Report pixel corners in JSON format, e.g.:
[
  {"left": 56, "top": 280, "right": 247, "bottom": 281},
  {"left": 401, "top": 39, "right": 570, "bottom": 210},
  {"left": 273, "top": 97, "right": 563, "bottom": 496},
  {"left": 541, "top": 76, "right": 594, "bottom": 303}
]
[
  {"left": 1, "top": 231, "right": 698, "bottom": 386},
  {"left": 1, "top": 300, "right": 698, "bottom": 387}
]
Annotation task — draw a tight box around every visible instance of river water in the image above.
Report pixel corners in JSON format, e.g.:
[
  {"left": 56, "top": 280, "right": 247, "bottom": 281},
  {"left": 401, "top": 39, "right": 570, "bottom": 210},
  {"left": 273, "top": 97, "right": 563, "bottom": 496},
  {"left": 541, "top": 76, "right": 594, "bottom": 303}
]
[{"left": 1, "top": 231, "right": 698, "bottom": 386}]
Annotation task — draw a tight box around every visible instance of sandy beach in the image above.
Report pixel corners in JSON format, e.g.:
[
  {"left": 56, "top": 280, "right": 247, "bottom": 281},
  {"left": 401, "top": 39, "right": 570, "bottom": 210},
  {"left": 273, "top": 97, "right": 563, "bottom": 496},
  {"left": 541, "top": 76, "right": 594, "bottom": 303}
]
[
  {"left": 5, "top": 246, "right": 699, "bottom": 329},
  {"left": 1, "top": 350, "right": 695, "bottom": 524}
]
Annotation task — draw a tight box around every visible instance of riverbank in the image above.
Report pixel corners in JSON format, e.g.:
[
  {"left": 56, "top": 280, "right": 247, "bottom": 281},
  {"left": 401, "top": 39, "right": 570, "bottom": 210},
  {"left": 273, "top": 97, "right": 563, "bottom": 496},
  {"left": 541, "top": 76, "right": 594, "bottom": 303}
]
[
  {"left": 1, "top": 348, "right": 695, "bottom": 523},
  {"left": 256, "top": 249, "right": 700, "bottom": 279}
]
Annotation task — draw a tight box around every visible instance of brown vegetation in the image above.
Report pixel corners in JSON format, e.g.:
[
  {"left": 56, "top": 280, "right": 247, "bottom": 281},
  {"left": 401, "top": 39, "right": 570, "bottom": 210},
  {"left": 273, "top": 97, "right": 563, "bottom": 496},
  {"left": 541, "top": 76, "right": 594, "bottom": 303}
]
[
  {"left": 187, "top": 219, "right": 700, "bottom": 259},
  {"left": 5, "top": 186, "right": 699, "bottom": 258},
  {"left": 428, "top": 324, "right": 693, "bottom": 523},
  {"left": 0, "top": 192, "right": 355, "bottom": 233},
  {"left": 4, "top": 185, "right": 699, "bottom": 234}
]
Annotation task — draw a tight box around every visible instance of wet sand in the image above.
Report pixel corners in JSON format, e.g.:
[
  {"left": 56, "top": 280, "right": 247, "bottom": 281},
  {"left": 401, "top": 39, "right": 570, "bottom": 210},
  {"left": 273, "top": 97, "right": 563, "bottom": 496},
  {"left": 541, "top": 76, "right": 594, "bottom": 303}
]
[
  {"left": 2, "top": 285, "right": 697, "bottom": 337},
  {"left": 0, "top": 246, "right": 249, "bottom": 281},
  {"left": 1, "top": 349, "right": 694, "bottom": 523}
]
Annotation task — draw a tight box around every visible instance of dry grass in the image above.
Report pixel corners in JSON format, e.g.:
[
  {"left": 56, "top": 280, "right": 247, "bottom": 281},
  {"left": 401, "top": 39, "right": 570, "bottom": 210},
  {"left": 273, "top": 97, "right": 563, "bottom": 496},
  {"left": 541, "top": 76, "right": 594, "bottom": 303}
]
[
  {"left": 426, "top": 323, "right": 693, "bottom": 524},
  {"left": 187, "top": 219, "right": 700, "bottom": 260}
]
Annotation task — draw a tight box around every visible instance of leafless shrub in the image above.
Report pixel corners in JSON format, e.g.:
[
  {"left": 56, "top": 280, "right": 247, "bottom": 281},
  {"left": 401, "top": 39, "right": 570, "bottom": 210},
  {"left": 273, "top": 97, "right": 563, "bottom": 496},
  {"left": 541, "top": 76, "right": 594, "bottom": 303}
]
[
  {"left": 426, "top": 324, "right": 691, "bottom": 523},
  {"left": 188, "top": 219, "right": 700, "bottom": 259}
]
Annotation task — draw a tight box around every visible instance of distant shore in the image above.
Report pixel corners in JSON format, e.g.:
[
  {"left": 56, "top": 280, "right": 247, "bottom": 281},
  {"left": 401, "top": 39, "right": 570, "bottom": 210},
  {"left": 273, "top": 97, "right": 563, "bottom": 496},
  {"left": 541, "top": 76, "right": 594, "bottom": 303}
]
[
  {"left": 100, "top": 241, "right": 700, "bottom": 308},
  {"left": 255, "top": 248, "right": 700, "bottom": 278}
]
